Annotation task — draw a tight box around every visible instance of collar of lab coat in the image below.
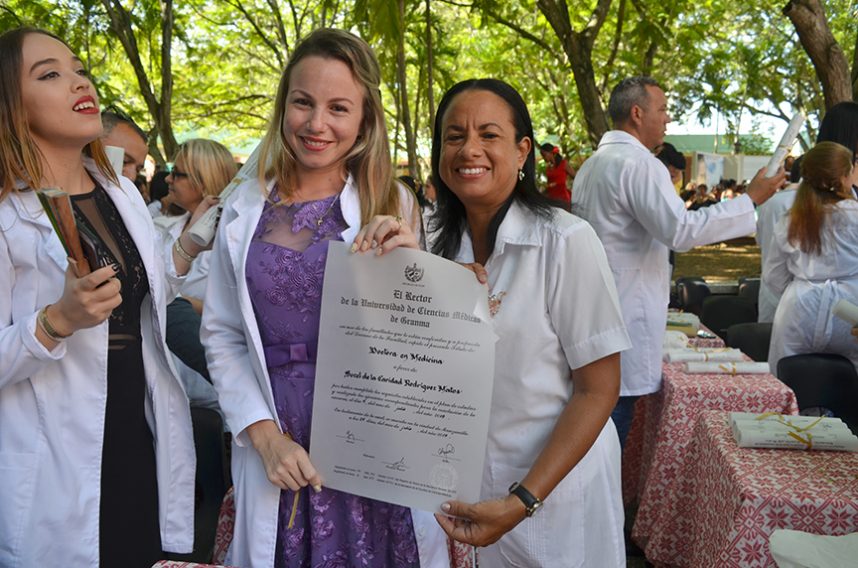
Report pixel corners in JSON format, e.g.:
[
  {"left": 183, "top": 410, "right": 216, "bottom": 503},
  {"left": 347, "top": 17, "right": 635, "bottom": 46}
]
[
  {"left": 455, "top": 199, "right": 542, "bottom": 263},
  {"left": 4, "top": 158, "right": 153, "bottom": 274},
  {"left": 598, "top": 129, "right": 651, "bottom": 153}
]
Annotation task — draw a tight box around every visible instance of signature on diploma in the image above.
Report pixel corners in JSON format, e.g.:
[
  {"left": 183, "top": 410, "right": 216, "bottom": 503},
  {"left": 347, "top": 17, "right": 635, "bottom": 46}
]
[
  {"left": 384, "top": 457, "right": 408, "bottom": 472},
  {"left": 434, "top": 443, "right": 459, "bottom": 462},
  {"left": 336, "top": 430, "right": 364, "bottom": 444}
]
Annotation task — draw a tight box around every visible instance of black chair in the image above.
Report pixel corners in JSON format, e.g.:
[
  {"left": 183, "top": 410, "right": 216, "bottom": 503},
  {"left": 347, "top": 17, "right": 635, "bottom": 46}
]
[
  {"left": 777, "top": 353, "right": 858, "bottom": 434},
  {"left": 169, "top": 407, "right": 230, "bottom": 562},
  {"left": 700, "top": 295, "right": 757, "bottom": 340},
  {"left": 726, "top": 322, "right": 772, "bottom": 362},
  {"left": 737, "top": 277, "right": 761, "bottom": 304},
  {"left": 675, "top": 277, "right": 710, "bottom": 316}
]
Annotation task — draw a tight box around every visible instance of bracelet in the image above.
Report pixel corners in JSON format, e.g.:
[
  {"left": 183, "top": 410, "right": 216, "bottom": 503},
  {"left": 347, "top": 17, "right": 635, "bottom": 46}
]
[
  {"left": 38, "top": 304, "right": 72, "bottom": 341},
  {"left": 174, "top": 237, "right": 197, "bottom": 263}
]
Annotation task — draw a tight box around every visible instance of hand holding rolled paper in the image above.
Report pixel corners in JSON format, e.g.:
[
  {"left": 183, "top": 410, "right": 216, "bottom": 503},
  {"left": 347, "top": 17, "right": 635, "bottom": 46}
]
[
  {"left": 37, "top": 188, "right": 91, "bottom": 276},
  {"left": 188, "top": 143, "right": 262, "bottom": 246}
]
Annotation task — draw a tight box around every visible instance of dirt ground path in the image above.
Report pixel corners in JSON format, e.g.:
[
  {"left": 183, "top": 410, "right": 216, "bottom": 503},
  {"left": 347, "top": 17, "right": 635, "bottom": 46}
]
[{"left": 673, "top": 237, "right": 761, "bottom": 282}]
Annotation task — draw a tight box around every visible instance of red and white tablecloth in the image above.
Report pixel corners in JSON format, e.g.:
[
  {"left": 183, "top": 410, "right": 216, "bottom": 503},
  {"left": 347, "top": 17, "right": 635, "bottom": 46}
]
[
  {"left": 623, "top": 341, "right": 799, "bottom": 553},
  {"left": 212, "top": 487, "right": 474, "bottom": 567},
  {"left": 643, "top": 410, "right": 858, "bottom": 567}
]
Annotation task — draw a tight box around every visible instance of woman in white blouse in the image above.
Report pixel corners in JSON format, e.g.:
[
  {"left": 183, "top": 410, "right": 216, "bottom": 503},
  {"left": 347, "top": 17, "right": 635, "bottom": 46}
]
[
  {"left": 766, "top": 141, "right": 858, "bottom": 375},
  {"left": 427, "top": 79, "right": 631, "bottom": 567}
]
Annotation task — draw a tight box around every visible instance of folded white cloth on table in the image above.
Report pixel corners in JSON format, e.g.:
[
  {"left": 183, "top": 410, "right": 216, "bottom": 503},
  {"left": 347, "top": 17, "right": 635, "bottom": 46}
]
[
  {"left": 664, "top": 348, "right": 744, "bottom": 363},
  {"left": 771, "top": 530, "right": 858, "bottom": 568},
  {"left": 663, "top": 330, "right": 690, "bottom": 350},
  {"left": 684, "top": 361, "right": 770, "bottom": 374}
]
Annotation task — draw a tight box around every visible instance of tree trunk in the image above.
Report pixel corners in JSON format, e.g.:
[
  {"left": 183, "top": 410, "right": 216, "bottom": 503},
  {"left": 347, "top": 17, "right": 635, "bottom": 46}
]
[
  {"left": 567, "top": 34, "right": 610, "bottom": 147},
  {"left": 100, "top": 0, "right": 178, "bottom": 163},
  {"left": 783, "top": 0, "right": 852, "bottom": 109},
  {"left": 537, "top": 0, "right": 612, "bottom": 147},
  {"left": 159, "top": 0, "right": 177, "bottom": 160},
  {"left": 397, "top": 0, "right": 419, "bottom": 178},
  {"left": 852, "top": 27, "right": 858, "bottom": 100},
  {"left": 425, "top": 0, "right": 436, "bottom": 132}
]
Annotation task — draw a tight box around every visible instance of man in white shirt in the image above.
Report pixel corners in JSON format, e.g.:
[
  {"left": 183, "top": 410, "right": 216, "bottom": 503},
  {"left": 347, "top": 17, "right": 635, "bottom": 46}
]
[
  {"left": 102, "top": 110, "right": 149, "bottom": 182},
  {"left": 571, "top": 76, "right": 786, "bottom": 446}
]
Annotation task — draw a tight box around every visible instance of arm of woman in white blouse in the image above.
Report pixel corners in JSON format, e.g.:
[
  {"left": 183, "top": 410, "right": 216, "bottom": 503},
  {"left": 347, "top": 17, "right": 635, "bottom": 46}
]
[{"left": 435, "top": 353, "right": 620, "bottom": 546}]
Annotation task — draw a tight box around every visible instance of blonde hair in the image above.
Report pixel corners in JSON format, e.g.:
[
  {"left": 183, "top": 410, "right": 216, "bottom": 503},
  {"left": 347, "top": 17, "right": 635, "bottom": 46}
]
[
  {"left": 789, "top": 141, "right": 855, "bottom": 255},
  {"left": 173, "top": 139, "right": 237, "bottom": 203},
  {"left": 0, "top": 27, "right": 116, "bottom": 201},
  {"left": 257, "top": 28, "right": 403, "bottom": 222}
]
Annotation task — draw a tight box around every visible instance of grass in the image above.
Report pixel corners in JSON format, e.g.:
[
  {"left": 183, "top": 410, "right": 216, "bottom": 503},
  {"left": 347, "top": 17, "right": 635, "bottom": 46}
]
[{"left": 673, "top": 237, "right": 762, "bottom": 282}]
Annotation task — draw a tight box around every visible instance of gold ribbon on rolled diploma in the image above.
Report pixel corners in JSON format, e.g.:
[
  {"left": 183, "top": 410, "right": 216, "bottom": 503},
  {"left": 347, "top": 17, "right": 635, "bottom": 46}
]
[
  {"left": 752, "top": 413, "right": 825, "bottom": 450},
  {"left": 718, "top": 362, "right": 738, "bottom": 375},
  {"left": 787, "top": 431, "right": 814, "bottom": 450},
  {"left": 754, "top": 412, "right": 779, "bottom": 421}
]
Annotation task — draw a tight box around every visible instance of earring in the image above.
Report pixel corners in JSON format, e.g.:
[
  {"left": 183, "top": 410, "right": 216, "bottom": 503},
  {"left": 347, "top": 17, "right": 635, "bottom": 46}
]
[{"left": 518, "top": 169, "right": 525, "bottom": 181}]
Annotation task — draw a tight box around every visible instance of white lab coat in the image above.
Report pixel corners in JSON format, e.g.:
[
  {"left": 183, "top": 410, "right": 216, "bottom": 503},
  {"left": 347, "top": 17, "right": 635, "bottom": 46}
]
[
  {"left": 0, "top": 165, "right": 195, "bottom": 567},
  {"left": 153, "top": 212, "right": 221, "bottom": 413},
  {"left": 454, "top": 201, "right": 630, "bottom": 567},
  {"left": 756, "top": 187, "right": 797, "bottom": 322},
  {"left": 154, "top": 211, "right": 212, "bottom": 300},
  {"left": 572, "top": 130, "right": 757, "bottom": 395},
  {"left": 201, "top": 176, "right": 449, "bottom": 568},
  {"left": 765, "top": 200, "right": 858, "bottom": 374}
]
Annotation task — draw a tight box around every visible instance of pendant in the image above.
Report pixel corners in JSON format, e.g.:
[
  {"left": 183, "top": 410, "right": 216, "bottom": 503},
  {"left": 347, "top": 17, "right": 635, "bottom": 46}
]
[{"left": 488, "top": 291, "right": 507, "bottom": 317}]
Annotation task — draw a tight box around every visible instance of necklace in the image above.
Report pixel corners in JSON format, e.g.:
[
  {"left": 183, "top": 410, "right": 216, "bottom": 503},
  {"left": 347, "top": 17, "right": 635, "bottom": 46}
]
[{"left": 316, "top": 192, "right": 341, "bottom": 226}]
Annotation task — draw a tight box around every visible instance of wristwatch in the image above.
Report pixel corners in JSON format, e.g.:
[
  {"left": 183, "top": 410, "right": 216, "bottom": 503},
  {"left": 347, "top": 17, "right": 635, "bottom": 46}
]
[{"left": 508, "top": 481, "right": 543, "bottom": 517}]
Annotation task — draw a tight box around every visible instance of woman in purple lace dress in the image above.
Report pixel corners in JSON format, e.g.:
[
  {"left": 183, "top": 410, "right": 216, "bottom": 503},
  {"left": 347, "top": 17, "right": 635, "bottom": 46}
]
[{"left": 202, "top": 29, "right": 450, "bottom": 568}]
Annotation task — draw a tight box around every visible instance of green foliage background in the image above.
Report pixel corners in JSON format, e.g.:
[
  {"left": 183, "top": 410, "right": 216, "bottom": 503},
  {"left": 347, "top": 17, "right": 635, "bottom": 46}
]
[{"left": 2, "top": 0, "right": 855, "bottom": 167}]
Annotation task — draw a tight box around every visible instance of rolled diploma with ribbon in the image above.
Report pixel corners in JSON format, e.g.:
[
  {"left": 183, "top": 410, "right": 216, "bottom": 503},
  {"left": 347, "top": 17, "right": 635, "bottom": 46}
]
[
  {"left": 684, "top": 361, "right": 770, "bottom": 374},
  {"left": 833, "top": 299, "right": 858, "bottom": 326},
  {"left": 765, "top": 112, "right": 804, "bottom": 177},
  {"left": 734, "top": 428, "right": 858, "bottom": 451},
  {"left": 731, "top": 419, "right": 853, "bottom": 440},
  {"left": 188, "top": 142, "right": 263, "bottom": 246},
  {"left": 729, "top": 412, "right": 845, "bottom": 428},
  {"left": 664, "top": 349, "right": 744, "bottom": 363}
]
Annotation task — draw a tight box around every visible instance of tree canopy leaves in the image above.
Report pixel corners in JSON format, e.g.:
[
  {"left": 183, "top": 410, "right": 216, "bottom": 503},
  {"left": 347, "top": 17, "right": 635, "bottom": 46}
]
[{"left": 3, "top": 0, "right": 855, "bottom": 166}]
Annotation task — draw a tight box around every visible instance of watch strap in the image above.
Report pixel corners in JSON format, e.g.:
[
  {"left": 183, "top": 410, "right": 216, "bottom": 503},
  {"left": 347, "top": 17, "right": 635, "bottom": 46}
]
[{"left": 508, "top": 481, "right": 543, "bottom": 517}]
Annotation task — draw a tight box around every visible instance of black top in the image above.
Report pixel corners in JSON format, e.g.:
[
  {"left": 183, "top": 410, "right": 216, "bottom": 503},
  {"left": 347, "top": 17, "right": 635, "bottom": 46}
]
[{"left": 71, "top": 184, "right": 162, "bottom": 566}]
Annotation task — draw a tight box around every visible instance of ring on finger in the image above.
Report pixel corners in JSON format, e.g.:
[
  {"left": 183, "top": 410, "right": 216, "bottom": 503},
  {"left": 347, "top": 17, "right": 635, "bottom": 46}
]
[{"left": 394, "top": 215, "right": 403, "bottom": 230}]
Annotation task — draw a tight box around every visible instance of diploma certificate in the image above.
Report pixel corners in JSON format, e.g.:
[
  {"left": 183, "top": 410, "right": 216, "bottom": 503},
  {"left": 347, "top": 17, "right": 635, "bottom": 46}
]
[{"left": 310, "top": 242, "right": 496, "bottom": 512}]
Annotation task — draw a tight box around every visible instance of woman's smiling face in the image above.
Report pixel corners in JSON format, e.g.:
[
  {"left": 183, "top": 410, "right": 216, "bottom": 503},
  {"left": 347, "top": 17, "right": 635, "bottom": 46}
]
[
  {"left": 281, "top": 56, "right": 365, "bottom": 179},
  {"left": 439, "top": 89, "right": 530, "bottom": 212}
]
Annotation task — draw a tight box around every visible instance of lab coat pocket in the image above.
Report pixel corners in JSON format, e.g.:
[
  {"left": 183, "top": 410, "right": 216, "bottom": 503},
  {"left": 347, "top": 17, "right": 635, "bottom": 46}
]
[
  {"left": 0, "top": 452, "right": 38, "bottom": 562},
  {"left": 489, "top": 463, "right": 543, "bottom": 566},
  {"left": 490, "top": 462, "right": 585, "bottom": 567}
]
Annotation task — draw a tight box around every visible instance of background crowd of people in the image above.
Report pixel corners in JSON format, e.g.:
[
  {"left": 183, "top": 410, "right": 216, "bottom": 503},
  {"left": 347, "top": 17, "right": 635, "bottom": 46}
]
[{"left": 1, "top": 21, "right": 856, "bottom": 568}]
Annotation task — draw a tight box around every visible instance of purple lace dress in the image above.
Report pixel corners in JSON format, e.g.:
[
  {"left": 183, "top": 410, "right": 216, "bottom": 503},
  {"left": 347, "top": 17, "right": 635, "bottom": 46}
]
[{"left": 245, "top": 190, "right": 420, "bottom": 568}]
